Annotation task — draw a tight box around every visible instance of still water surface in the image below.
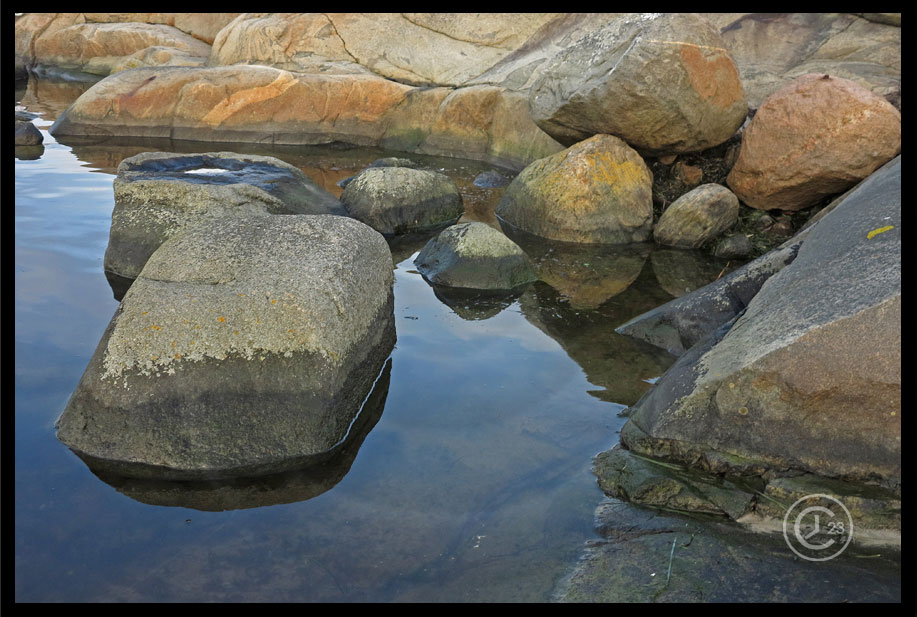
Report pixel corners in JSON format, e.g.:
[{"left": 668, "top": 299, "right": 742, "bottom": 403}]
[{"left": 15, "top": 77, "right": 734, "bottom": 602}]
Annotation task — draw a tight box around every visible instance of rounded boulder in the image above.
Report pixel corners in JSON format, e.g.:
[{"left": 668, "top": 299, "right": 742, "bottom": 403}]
[
  {"left": 414, "top": 222, "right": 537, "bottom": 291},
  {"left": 340, "top": 166, "right": 464, "bottom": 235},
  {"left": 495, "top": 134, "right": 653, "bottom": 245}
]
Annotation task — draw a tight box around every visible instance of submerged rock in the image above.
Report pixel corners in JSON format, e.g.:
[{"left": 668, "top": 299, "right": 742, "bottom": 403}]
[
  {"left": 56, "top": 214, "right": 396, "bottom": 481},
  {"left": 104, "top": 151, "right": 345, "bottom": 280},
  {"left": 341, "top": 166, "right": 464, "bottom": 235},
  {"left": 727, "top": 74, "right": 901, "bottom": 211},
  {"left": 529, "top": 13, "right": 747, "bottom": 154},
  {"left": 496, "top": 134, "right": 653, "bottom": 245},
  {"left": 414, "top": 222, "right": 536, "bottom": 291}
]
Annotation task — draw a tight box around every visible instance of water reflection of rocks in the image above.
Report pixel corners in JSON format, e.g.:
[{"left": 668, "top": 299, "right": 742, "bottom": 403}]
[{"left": 84, "top": 359, "right": 392, "bottom": 512}]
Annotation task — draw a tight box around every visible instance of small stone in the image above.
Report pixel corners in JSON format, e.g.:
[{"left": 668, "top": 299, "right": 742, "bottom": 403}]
[{"left": 714, "top": 234, "right": 753, "bottom": 259}]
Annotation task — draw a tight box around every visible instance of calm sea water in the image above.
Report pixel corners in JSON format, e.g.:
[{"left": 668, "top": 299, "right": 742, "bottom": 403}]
[{"left": 15, "top": 76, "right": 734, "bottom": 602}]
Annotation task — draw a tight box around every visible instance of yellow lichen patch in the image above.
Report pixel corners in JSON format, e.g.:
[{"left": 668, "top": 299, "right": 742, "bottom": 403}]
[
  {"left": 738, "top": 406, "right": 749, "bottom": 415},
  {"left": 142, "top": 311, "right": 149, "bottom": 315},
  {"left": 271, "top": 299, "right": 277, "bottom": 305},
  {"left": 174, "top": 353, "right": 181, "bottom": 359},
  {"left": 217, "top": 316, "right": 226, "bottom": 322},
  {"left": 867, "top": 225, "right": 894, "bottom": 240},
  {"left": 151, "top": 355, "right": 158, "bottom": 361},
  {"left": 233, "top": 330, "right": 239, "bottom": 336},
  {"left": 150, "top": 325, "right": 161, "bottom": 331}
]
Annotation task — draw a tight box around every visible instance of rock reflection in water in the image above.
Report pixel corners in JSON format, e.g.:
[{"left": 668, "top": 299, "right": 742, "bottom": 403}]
[
  {"left": 15, "top": 145, "right": 45, "bottom": 161},
  {"left": 431, "top": 285, "right": 525, "bottom": 321},
  {"left": 651, "top": 247, "right": 735, "bottom": 298},
  {"left": 500, "top": 221, "right": 651, "bottom": 310},
  {"left": 81, "top": 359, "right": 392, "bottom": 512},
  {"left": 519, "top": 277, "right": 676, "bottom": 406},
  {"left": 18, "top": 75, "right": 98, "bottom": 119}
]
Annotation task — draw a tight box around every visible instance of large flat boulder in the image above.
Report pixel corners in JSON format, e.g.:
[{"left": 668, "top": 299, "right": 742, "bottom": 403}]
[
  {"left": 105, "top": 151, "right": 345, "bottom": 280},
  {"left": 620, "top": 156, "right": 901, "bottom": 488},
  {"left": 529, "top": 13, "right": 748, "bottom": 154},
  {"left": 56, "top": 215, "right": 396, "bottom": 480}
]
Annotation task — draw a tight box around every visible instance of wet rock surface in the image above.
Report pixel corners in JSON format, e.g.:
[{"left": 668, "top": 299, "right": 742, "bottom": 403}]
[
  {"left": 57, "top": 214, "right": 396, "bottom": 480},
  {"left": 556, "top": 498, "right": 901, "bottom": 602}
]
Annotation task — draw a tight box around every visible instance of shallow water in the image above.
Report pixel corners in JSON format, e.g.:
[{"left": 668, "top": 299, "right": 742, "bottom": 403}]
[{"left": 15, "top": 76, "right": 739, "bottom": 602}]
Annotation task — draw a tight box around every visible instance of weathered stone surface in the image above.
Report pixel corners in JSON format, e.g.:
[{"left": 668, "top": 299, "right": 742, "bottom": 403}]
[
  {"left": 15, "top": 120, "right": 44, "bottom": 146},
  {"left": 105, "top": 151, "right": 345, "bottom": 280},
  {"left": 708, "top": 13, "right": 901, "bottom": 110},
  {"left": 414, "top": 222, "right": 536, "bottom": 291},
  {"left": 653, "top": 184, "right": 739, "bottom": 248},
  {"left": 32, "top": 21, "right": 212, "bottom": 75},
  {"left": 111, "top": 45, "right": 207, "bottom": 73},
  {"left": 495, "top": 134, "right": 653, "bottom": 245},
  {"left": 622, "top": 157, "right": 901, "bottom": 487},
  {"left": 341, "top": 167, "right": 464, "bottom": 235},
  {"left": 49, "top": 66, "right": 563, "bottom": 170},
  {"left": 529, "top": 13, "right": 748, "bottom": 154},
  {"left": 727, "top": 74, "right": 901, "bottom": 211},
  {"left": 211, "top": 13, "right": 559, "bottom": 87},
  {"left": 56, "top": 214, "right": 396, "bottom": 480},
  {"left": 81, "top": 13, "right": 240, "bottom": 45}
]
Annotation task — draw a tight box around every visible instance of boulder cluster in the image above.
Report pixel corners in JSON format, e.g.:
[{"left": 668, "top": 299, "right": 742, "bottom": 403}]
[{"left": 17, "top": 13, "right": 900, "bottom": 545}]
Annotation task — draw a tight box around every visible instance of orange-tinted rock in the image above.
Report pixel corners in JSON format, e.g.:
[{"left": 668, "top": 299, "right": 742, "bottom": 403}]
[
  {"left": 726, "top": 74, "right": 901, "bottom": 211},
  {"left": 529, "top": 13, "right": 748, "bottom": 155},
  {"left": 32, "top": 21, "right": 211, "bottom": 75},
  {"left": 50, "top": 66, "right": 563, "bottom": 170},
  {"left": 495, "top": 134, "right": 653, "bottom": 244}
]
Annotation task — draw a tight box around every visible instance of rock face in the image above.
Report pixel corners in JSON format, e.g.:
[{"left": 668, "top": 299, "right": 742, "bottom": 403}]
[
  {"left": 727, "top": 74, "right": 901, "bottom": 211},
  {"left": 105, "top": 151, "right": 345, "bottom": 280},
  {"left": 414, "top": 222, "right": 537, "bottom": 290},
  {"left": 56, "top": 214, "right": 396, "bottom": 480},
  {"left": 496, "top": 134, "right": 653, "bottom": 245},
  {"left": 341, "top": 167, "right": 464, "bottom": 235},
  {"left": 48, "top": 66, "right": 563, "bottom": 170},
  {"left": 709, "top": 13, "right": 901, "bottom": 110},
  {"left": 210, "top": 13, "right": 560, "bottom": 87},
  {"left": 529, "top": 13, "right": 748, "bottom": 154},
  {"left": 32, "top": 21, "right": 212, "bottom": 75},
  {"left": 621, "top": 157, "right": 901, "bottom": 488},
  {"left": 653, "top": 184, "right": 739, "bottom": 248}
]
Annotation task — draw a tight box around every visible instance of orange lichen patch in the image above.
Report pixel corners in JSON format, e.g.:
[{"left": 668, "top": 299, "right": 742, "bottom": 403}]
[
  {"left": 233, "top": 330, "right": 239, "bottom": 336},
  {"left": 142, "top": 311, "right": 149, "bottom": 315},
  {"left": 174, "top": 353, "right": 181, "bottom": 359},
  {"left": 271, "top": 299, "right": 277, "bottom": 305},
  {"left": 679, "top": 43, "right": 742, "bottom": 110},
  {"left": 150, "top": 325, "right": 161, "bottom": 330},
  {"left": 217, "top": 316, "right": 226, "bottom": 322}
]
